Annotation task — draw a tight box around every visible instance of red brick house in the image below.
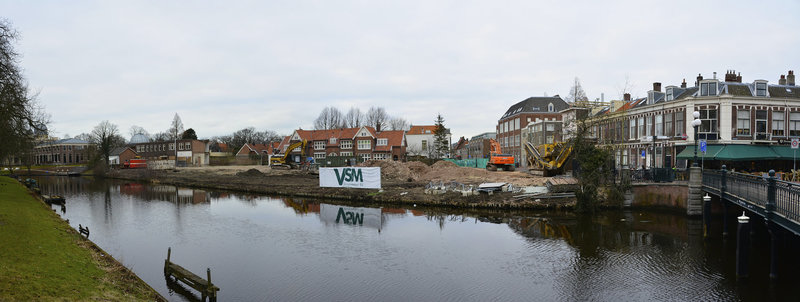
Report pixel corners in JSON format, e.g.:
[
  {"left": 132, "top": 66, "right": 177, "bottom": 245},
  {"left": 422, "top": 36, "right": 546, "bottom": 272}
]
[{"left": 277, "top": 126, "right": 406, "bottom": 162}]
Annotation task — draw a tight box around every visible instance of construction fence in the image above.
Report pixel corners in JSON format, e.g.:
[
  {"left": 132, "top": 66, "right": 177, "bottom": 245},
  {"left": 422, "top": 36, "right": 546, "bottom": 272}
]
[{"left": 443, "top": 158, "right": 489, "bottom": 169}]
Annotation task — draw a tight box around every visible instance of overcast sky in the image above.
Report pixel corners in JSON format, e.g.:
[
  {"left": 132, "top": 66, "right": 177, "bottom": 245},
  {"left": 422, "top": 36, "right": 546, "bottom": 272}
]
[{"left": 3, "top": 0, "right": 800, "bottom": 141}]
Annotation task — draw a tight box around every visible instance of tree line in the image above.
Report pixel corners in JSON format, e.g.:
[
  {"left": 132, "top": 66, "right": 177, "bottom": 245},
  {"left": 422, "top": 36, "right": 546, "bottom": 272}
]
[{"left": 313, "top": 106, "right": 409, "bottom": 132}]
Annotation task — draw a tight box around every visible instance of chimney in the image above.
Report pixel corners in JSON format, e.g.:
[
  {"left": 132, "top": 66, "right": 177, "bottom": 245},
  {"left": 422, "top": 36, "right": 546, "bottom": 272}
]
[
  {"left": 624, "top": 93, "right": 631, "bottom": 101},
  {"left": 713, "top": 71, "right": 717, "bottom": 79},
  {"left": 653, "top": 82, "right": 661, "bottom": 92},
  {"left": 789, "top": 70, "right": 796, "bottom": 86},
  {"left": 737, "top": 72, "right": 742, "bottom": 83},
  {"left": 681, "top": 78, "right": 687, "bottom": 88},
  {"left": 696, "top": 74, "right": 703, "bottom": 86},
  {"left": 779, "top": 75, "right": 787, "bottom": 85},
  {"left": 725, "top": 70, "right": 739, "bottom": 82}
]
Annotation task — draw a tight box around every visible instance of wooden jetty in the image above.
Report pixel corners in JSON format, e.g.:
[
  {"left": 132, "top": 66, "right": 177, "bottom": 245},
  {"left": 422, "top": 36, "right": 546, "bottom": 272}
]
[{"left": 164, "top": 248, "right": 219, "bottom": 301}]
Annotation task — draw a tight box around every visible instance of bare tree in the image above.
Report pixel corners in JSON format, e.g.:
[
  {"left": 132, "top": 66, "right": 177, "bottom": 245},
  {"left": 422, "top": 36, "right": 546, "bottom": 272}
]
[
  {"left": 566, "top": 77, "right": 589, "bottom": 103},
  {"left": 365, "top": 106, "right": 389, "bottom": 131},
  {"left": 129, "top": 125, "right": 149, "bottom": 137},
  {"left": 388, "top": 117, "right": 409, "bottom": 131},
  {"left": 169, "top": 113, "right": 184, "bottom": 140},
  {"left": 90, "top": 120, "right": 124, "bottom": 171},
  {"left": 343, "top": 107, "right": 364, "bottom": 128},
  {"left": 151, "top": 131, "right": 170, "bottom": 142},
  {"left": 0, "top": 20, "right": 49, "bottom": 167},
  {"left": 313, "top": 107, "right": 344, "bottom": 130}
]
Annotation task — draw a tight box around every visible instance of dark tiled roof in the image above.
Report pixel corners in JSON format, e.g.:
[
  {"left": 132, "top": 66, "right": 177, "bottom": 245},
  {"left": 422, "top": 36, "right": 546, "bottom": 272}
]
[
  {"left": 768, "top": 86, "right": 800, "bottom": 98},
  {"left": 726, "top": 83, "right": 753, "bottom": 96},
  {"left": 674, "top": 87, "right": 698, "bottom": 100},
  {"left": 501, "top": 96, "right": 568, "bottom": 119},
  {"left": 110, "top": 147, "right": 133, "bottom": 156}
]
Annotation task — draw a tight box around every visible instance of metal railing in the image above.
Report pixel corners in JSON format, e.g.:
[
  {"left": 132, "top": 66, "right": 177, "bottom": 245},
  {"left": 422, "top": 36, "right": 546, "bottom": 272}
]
[{"left": 703, "top": 167, "right": 800, "bottom": 233}]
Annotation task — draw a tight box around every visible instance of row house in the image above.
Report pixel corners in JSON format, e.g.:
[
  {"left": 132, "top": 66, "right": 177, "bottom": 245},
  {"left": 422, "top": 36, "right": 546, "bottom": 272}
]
[
  {"left": 33, "top": 138, "right": 92, "bottom": 165},
  {"left": 132, "top": 139, "right": 210, "bottom": 166},
  {"left": 497, "top": 96, "right": 570, "bottom": 163},
  {"left": 591, "top": 69, "right": 800, "bottom": 170},
  {"left": 277, "top": 126, "right": 406, "bottom": 162}
]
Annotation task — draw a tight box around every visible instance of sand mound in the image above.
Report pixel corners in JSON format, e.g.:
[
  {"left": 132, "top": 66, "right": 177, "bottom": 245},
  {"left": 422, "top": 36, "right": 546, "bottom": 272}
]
[
  {"left": 406, "top": 161, "right": 431, "bottom": 176},
  {"left": 236, "top": 168, "right": 265, "bottom": 177},
  {"left": 358, "top": 160, "right": 413, "bottom": 181}
]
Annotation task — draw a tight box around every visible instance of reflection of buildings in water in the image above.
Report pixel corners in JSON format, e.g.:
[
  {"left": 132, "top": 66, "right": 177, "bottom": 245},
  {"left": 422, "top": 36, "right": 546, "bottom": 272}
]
[
  {"left": 33, "top": 176, "right": 90, "bottom": 196},
  {"left": 119, "top": 183, "right": 210, "bottom": 204}
]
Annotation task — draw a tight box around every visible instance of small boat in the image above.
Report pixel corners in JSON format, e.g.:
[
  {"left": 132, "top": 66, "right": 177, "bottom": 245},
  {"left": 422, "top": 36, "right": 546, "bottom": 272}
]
[{"left": 42, "top": 195, "right": 66, "bottom": 205}]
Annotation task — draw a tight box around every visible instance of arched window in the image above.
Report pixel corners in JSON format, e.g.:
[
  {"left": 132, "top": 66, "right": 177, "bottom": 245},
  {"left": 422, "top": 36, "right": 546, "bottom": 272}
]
[{"left": 548, "top": 103, "right": 554, "bottom": 112}]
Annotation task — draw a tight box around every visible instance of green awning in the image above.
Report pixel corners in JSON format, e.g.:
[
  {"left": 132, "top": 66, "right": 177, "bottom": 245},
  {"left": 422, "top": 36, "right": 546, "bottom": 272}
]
[
  {"left": 713, "top": 145, "right": 779, "bottom": 161},
  {"left": 770, "top": 145, "right": 800, "bottom": 159},
  {"left": 676, "top": 144, "right": 725, "bottom": 159}
]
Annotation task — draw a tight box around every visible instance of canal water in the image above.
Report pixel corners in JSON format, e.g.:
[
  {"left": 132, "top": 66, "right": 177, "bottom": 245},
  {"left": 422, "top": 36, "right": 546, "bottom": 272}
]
[{"left": 33, "top": 176, "right": 800, "bottom": 301}]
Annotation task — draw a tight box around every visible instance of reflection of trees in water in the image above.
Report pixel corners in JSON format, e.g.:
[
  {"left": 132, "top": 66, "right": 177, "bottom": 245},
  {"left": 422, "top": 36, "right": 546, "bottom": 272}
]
[{"left": 118, "top": 183, "right": 210, "bottom": 205}]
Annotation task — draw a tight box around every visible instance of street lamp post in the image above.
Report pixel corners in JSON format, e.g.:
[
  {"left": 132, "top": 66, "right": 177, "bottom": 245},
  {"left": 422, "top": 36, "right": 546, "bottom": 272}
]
[{"left": 691, "top": 111, "right": 702, "bottom": 167}]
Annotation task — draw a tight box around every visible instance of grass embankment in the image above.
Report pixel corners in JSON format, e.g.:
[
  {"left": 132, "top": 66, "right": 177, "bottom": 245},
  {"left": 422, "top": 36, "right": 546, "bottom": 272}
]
[{"left": 0, "top": 176, "right": 162, "bottom": 301}]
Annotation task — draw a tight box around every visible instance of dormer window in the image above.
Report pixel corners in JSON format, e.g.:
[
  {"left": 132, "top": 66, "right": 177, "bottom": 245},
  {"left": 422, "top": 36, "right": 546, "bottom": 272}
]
[
  {"left": 548, "top": 103, "right": 554, "bottom": 112},
  {"left": 666, "top": 87, "right": 674, "bottom": 101},
  {"left": 700, "top": 81, "right": 718, "bottom": 96},
  {"left": 329, "top": 137, "right": 337, "bottom": 144},
  {"left": 755, "top": 81, "right": 768, "bottom": 97},
  {"left": 648, "top": 91, "right": 655, "bottom": 104}
]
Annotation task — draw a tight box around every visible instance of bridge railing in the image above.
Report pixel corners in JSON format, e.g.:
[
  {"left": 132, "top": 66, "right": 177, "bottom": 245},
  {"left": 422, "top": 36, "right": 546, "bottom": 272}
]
[
  {"left": 775, "top": 180, "right": 800, "bottom": 223},
  {"left": 726, "top": 172, "right": 769, "bottom": 208},
  {"left": 704, "top": 167, "right": 800, "bottom": 231}
]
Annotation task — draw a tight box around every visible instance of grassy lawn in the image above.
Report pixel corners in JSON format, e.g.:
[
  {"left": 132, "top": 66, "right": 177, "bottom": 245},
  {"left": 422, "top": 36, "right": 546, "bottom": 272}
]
[{"left": 0, "top": 176, "right": 161, "bottom": 301}]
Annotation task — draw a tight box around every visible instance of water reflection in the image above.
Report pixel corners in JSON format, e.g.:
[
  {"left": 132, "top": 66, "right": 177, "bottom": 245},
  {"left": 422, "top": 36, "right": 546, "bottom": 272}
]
[{"left": 28, "top": 176, "right": 800, "bottom": 301}]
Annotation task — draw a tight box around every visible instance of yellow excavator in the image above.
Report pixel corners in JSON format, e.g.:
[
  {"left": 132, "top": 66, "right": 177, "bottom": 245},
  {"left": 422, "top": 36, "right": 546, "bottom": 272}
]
[
  {"left": 524, "top": 141, "right": 572, "bottom": 176},
  {"left": 270, "top": 139, "right": 308, "bottom": 169}
]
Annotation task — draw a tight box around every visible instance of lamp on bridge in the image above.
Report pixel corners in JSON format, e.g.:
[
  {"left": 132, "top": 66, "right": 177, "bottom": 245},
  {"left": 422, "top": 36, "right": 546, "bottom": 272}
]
[{"left": 691, "top": 111, "right": 702, "bottom": 167}]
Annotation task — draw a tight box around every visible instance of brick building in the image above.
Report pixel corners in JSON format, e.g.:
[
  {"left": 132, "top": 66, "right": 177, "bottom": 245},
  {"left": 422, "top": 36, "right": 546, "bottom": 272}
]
[
  {"left": 277, "top": 126, "right": 406, "bottom": 163},
  {"left": 131, "top": 139, "right": 210, "bottom": 166},
  {"left": 33, "top": 138, "right": 92, "bottom": 165},
  {"left": 497, "top": 96, "right": 570, "bottom": 163}
]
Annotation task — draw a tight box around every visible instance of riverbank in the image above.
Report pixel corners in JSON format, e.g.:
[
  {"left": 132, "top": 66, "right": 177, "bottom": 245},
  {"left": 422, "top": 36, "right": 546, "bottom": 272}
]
[
  {"left": 104, "top": 162, "right": 581, "bottom": 210},
  {"left": 0, "top": 176, "right": 164, "bottom": 301}
]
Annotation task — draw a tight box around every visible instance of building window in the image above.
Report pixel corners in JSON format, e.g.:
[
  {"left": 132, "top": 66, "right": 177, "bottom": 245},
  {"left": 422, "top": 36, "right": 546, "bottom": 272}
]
[
  {"left": 314, "top": 141, "right": 325, "bottom": 150},
  {"left": 655, "top": 114, "right": 663, "bottom": 136},
  {"left": 755, "top": 110, "right": 768, "bottom": 137},
  {"left": 169, "top": 143, "right": 175, "bottom": 150},
  {"left": 629, "top": 119, "right": 636, "bottom": 140},
  {"left": 665, "top": 113, "right": 673, "bottom": 137},
  {"left": 638, "top": 117, "right": 645, "bottom": 139},
  {"left": 329, "top": 137, "right": 337, "bottom": 145},
  {"left": 421, "top": 140, "right": 428, "bottom": 151},
  {"left": 700, "top": 81, "right": 718, "bottom": 96},
  {"left": 314, "top": 152, "right": 326, "bottom": 159},
  {"left": 699, "top": 108, "right": 718, "bottom": 139},
  {"left": 756, "top": 82, "right": 767, "bottom": 97},
  {"left": 185, "top": 142, "right": 191, "bottom": 150},
  {"left": 666, "top": 87, "right": 674, "bottom": 101},
  {"left": 340, "top": 140, "right": 352, "bottom": 149},
  {"left": 373, "top": 153, "right": 388, "bottom": 160},
  {"left": 515, "top": 118, "right": 520, "bottom": 130},
  {"left": 548, "top": 103, "right": 554, "bottom": 112},
  {"left": 790, "top": 112, "right": 800, "bottom": 137},
  {"left": 645, "top": 116, "right": 652, "bottom": 137},
  {"left": 377, "top": 138, "right": 388, "bottom": 146},
  {"left": 340, "top": 151, "right": 353, "bottom": 157},
  {"left": 737, "top": 110, "right": 751, "bottom": 136},
  {"left": 357, "top": 140, "right": 371, "bottom": 150},
  {"left": 675, "top": 112, "right": 685, "bottom": 136},
  {"left": 360, "top": 153, "right": 371, "bottom": 161},
  {"left": 773, "top": 111, "right": 785, "bottom": 136}
]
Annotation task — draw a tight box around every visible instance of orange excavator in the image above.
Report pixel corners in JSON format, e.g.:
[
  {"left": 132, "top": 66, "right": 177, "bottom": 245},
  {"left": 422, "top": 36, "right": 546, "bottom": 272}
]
[{"left": 486, "top": 139, "right": 516, "bottom": 171}]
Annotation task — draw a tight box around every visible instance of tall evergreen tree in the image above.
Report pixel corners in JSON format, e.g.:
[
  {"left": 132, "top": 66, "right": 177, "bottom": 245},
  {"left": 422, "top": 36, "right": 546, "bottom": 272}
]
[{"left": 433, "top": 114, "right": 449, "bottom": 159}]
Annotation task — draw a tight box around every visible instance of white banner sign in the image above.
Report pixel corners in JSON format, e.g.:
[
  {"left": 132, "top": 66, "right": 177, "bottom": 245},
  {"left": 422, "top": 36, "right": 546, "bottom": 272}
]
[
  {"left": 319, "top": 203, "right": 383, "bottom": 230},
  {"left": 177, "top": 151, "right": 192, "bottom": 157},
  {"left": 319, "top": 167, "right": 381, "bottom": 189}
]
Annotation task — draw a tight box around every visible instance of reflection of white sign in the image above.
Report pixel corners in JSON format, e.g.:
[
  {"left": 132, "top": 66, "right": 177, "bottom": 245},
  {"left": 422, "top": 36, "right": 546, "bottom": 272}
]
[
  {"left": 177, "top": 151, "right": 192, "bottom": 157},
  {"left": 319, "top": 167, "right": 381, "bottom": 189},
  {"left": 320, "top": 204, "right": 382, "bottom": 230}
]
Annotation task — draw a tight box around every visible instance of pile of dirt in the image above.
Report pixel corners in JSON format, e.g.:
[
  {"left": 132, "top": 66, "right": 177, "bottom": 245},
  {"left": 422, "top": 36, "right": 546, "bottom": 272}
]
[
  {"left": 406, "top": 161, "right": 431, "bottom": 177},
  {"left": 236, "top": 168, "right": 265, "bottom": 177},
  {"left": 358, "top": 160, "right": 414, "bottom": 181}
]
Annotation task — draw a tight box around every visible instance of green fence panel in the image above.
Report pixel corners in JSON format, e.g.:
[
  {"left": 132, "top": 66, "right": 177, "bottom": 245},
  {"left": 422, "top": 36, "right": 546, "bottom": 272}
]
[{"left": 444, "top": 158, "right": 488, "bottom": 169}]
